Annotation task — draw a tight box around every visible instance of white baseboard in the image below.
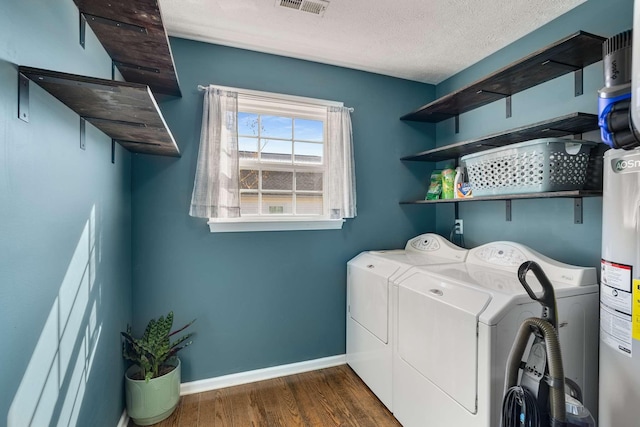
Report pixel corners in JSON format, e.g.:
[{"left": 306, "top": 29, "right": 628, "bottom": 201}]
[
  {"left": 180, "top": 354, "right": 346, "bottom": 395},
  {"left": 116, "top": 409, "right": 129, "bottom": 427}
]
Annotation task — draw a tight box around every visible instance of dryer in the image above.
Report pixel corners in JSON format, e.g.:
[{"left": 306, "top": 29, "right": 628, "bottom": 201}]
[
  {"left": 392, "top": 241, "right": 599, "bottom": 427},
  {"left": 346, "top": 233, "right": 467, "bottom": 411}
]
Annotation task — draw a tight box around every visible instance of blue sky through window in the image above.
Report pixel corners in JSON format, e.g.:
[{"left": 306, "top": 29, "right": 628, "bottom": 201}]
[{"left": 238, "top": 112, "right": 323, "bottom": 158}]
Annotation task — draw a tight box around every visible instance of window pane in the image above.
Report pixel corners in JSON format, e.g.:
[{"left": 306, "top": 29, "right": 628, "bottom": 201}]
[
  {"left": 238, "top": 112, "right": 259, "bottom": 136},
  {"left": 296, "top": 172, "right": 323, "bottom": 191},
  {"left": 261, "top": 139, "right": 292, "bottom": 163},
  {"left": 296, "top": 194, "right": 323, "bottom": 215},
  {"left": 262, "top": 171, "right": 293, "bottom": 191},
  {"left": 262, "top": 193, "right": 293, "bottom": 214},
  {"left": 261, "top": 115, "right": 292, "bottom": 139},
  {"left": 239, "top": 137, "right": 258, "bottom": 160},
  {"left": 294, "top": 118, "right": 323, "bottom": 142},
  {"left": 294, "top": 141, "right": 323, "bottom": 164},
  {"left": 240, "top": 193, "right": 259, "bottom": 215},
  {"left": 240, "top": 169, "right": 259, "bottom": 190}
]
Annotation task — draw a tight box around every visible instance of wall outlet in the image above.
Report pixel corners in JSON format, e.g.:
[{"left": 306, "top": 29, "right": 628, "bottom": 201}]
[{"left": 454, "top": 219, "right": 463, "bottom": 234}]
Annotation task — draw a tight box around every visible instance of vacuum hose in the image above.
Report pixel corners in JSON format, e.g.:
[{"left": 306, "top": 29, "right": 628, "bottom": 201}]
[{"left": 504, "top": 317, "right": 566, "bottom": 426}]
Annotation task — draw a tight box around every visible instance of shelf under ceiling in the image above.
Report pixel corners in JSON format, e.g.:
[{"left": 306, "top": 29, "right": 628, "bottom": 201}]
[
  {"left": 401, "top": 31, "right": 606, "bottom": 123},
  {"left": 74, "top": 0, "right": 181, "bottom": 97}
]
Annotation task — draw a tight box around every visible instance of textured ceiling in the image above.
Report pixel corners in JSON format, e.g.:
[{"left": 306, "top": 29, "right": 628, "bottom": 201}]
[{"left": 159, "top": 0, "right": 586, "bottom": 84}]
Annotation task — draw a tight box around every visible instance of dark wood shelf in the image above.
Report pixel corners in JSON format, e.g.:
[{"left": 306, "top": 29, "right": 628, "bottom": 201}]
[
  {"left": 74, "top": 0, "right": 181, "bottom": 97},
  {"left": 401, "top": 31, "right": 605, "bottom": 122},
  {"left": 20, "top": 66, "right": 180, "bottom": 157},
  {"left": 400, "top": 190, "right": 602, "bottom": 204},
  {"left": 401, "top": 112, "right": 599, "bottom": 162}
]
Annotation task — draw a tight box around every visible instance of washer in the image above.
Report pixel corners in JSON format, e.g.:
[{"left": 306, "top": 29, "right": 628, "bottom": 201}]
[
  {"left": 392, "top": 241, "right": 599, "bottom": 427},
  {"left": 346, "top": 233, "right": 468, "bottom": 411}
]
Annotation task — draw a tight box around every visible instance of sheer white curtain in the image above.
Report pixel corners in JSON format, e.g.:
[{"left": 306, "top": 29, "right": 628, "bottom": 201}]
[
  {"left": 189, "top": 87, "right": 241, "bottom": 218},
  {"left": 328, "top": 106, "right": 357, "bottom": 219}
]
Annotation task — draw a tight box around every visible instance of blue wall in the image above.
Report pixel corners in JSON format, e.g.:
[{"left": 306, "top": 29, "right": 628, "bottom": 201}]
[
  {"left": 131, "top": 39, "right": 436, "bottom": 382},
  {"left": 3, "top": 0, "right": 630, "bottom": 424},
  {"left": 0, "top": 1, "right": 132, "bottom": 426},
  {"left": 433, "top": 0, "right": 633, "bottom": 268}
]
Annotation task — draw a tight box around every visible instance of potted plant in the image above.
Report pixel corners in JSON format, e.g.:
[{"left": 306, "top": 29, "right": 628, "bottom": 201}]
[{"left": 121, "top": 311, "right": 194, "bottom": 426}]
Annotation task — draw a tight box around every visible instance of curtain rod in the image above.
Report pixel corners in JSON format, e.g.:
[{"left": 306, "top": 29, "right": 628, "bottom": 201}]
[{"left": 197, "top": 85, "right": 354, "bottom": 112}]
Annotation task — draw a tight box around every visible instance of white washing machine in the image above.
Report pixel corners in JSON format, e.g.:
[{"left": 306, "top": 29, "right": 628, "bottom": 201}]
[
  {"left": 392, "top": 241, "right": 599, "bottom": 427},
  {"left": 346, "top": 233, "right": 468, "bottom": 411}
]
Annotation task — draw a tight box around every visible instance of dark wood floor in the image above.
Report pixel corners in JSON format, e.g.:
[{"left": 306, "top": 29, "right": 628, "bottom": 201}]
[{"left": 129, "top": 364, "right": 401, "bottom": 426}]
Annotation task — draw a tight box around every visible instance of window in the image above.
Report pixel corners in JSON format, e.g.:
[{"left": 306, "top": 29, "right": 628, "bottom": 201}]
[
  {"left": 191, "top": 87, "right": 355, "bottom": 233},
  {"left": 236, "top": 98, "right": 327, "bottom": 219}
]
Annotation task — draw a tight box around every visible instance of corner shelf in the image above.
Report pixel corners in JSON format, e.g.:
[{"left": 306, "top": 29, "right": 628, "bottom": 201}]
[
  {"left": 74, "top": 0, "right": 181, "bottom": 97},
  {"left": 402, "top": 112, "right": 599, "bottom": 162},
  {"left": 401, "top": 31, "right": 605, "bottom": 123},
  {"left": 20, "top": 66, "right": 180, "bottom": 157}
]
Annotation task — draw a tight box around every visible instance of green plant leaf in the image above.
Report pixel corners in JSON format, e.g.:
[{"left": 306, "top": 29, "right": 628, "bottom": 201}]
[{"left": 121, "top": 312, "right": 195, "bottom": 380}]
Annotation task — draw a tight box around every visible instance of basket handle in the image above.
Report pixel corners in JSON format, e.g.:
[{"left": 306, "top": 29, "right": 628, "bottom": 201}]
[{"left": 564, "top": 142, "right": 583, "bottom": 155}]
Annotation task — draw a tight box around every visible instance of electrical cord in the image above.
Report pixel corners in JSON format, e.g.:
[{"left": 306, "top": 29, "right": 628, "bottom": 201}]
[
  {"left": 449, "top": 223, "right": 465, "bottom": 248},
  {"left": 502, "top": 385, "right": 541, "bottom": 427}
]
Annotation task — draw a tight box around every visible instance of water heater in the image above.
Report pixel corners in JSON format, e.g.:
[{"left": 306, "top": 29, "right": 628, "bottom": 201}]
[
  {"left": 599, "top": 149, "right": 640, "bottom": 426},
  {"left": 598, "top": 6, "right": 640, "bottom": 425}
]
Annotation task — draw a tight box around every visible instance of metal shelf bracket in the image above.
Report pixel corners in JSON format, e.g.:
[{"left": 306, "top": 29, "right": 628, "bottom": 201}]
[
  {"left": 506, "top": 200, "right": 512, "bottom": 222},
  {"left": 80, "top": 117, "right": 86, "bottom": 150},
  {"left": 574, "top": 198, "right": 583, "bottom": 224},
  {"left": 79, "top": 12, "right": 87, "bottom": 48},
  {"left": 574, "top": 69, "right": 584, "bottom": 96},
  {"left": 18, "top": 72, "right": 29, "bottom": 122}
]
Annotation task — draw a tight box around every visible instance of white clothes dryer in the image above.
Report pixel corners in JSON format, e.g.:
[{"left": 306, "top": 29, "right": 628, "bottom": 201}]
[
  {"left": 346, "top": 233, "right": 467, "bottom": 411},
  {"left": 392, "top": 241, "right": 599, "bottom": 427}
]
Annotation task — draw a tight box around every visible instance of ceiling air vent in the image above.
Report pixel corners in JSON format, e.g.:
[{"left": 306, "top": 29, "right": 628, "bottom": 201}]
[{"left": 275, "top": 0, "right": 329, "bottom": 16}]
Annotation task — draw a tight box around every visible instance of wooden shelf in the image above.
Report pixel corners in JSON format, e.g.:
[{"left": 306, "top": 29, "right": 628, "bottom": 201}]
[
  {"left": 20, "top": 66, "right": 180, "bottom": 157},
  {"left": 401, "top": 31, "right": 605, "bottom": 122},
  {"left": 74, "top": 0, "right": 181, "bottom": 97},
  {"left": 401, "top": 112, "right": 599, "bottom": 162},
  {"left": 400, "top": 190, "right": 602, "bottom": 204}
]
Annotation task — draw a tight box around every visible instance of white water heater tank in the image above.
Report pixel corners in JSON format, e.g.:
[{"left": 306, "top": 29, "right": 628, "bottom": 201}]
[{"left": 599, "top": 148, "right": 640, "bottom": 426}]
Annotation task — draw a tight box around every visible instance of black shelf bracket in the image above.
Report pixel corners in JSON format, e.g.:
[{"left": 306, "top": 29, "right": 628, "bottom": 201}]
[
  {"left": 540, "top": 60, "right": 584, "bottom": 96},
  {"left": 574, "top": 198, "right": 583, "bottom": 224},
  {"left": 113, "top": 61, "right": 160, "bottom": 74},
  {"left": 79, "top": 12, "right": 87, "bottom": 49},
  {"left": 112, "top": 139, "right": 116, "bottom": 164},
  {"left": 83, "top": 13, "right": 147, "bottom": 34},
  {"left": 506, "top": 200, "right": 512, "bottom": 222},
  {"left": 18, "top": 72, "right": 29, "bottom": 122},
  {"left": 476, "top": 89, "right": 512, "bottom": 118},
  {"left": 455, "top": 114, "right": 460, "bottom": 134},
  {"left": 575, "top": 69, "right": 584, "bottom": 96},
  {"left": 80, "top": 117, "right": 86, "bottom": 150}
]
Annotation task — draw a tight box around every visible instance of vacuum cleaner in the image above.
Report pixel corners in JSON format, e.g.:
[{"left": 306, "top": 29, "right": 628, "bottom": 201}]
[
  {"left": 501, "top": 261, "right": 595, "bottom": 427},
  {"left": 598, "top": 30, "right": 640, "bottom": 150}
]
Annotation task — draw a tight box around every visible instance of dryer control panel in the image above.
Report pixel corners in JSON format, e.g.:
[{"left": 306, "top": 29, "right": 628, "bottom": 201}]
[
  {"left": 405, "top": 234, "right": 468, "bottom": 261},
  {"left": 467, "top": 241, "right": 597, "bottom": 286},
  {"left": 409, "top": 236, "right": 441, "bottom": 251},
  {"left": 473, "top": 243, "right": 527, "bottom": 267}
]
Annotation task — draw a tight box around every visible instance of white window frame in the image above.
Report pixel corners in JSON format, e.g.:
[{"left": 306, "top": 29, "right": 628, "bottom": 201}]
[{"left": 207, "top": 86, "right": 345, "bottom": 233}]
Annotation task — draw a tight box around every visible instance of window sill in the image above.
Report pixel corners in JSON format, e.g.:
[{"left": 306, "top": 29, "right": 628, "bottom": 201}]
[{"left": 207, "top": 218, "right": 345, "bottom": 233}]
